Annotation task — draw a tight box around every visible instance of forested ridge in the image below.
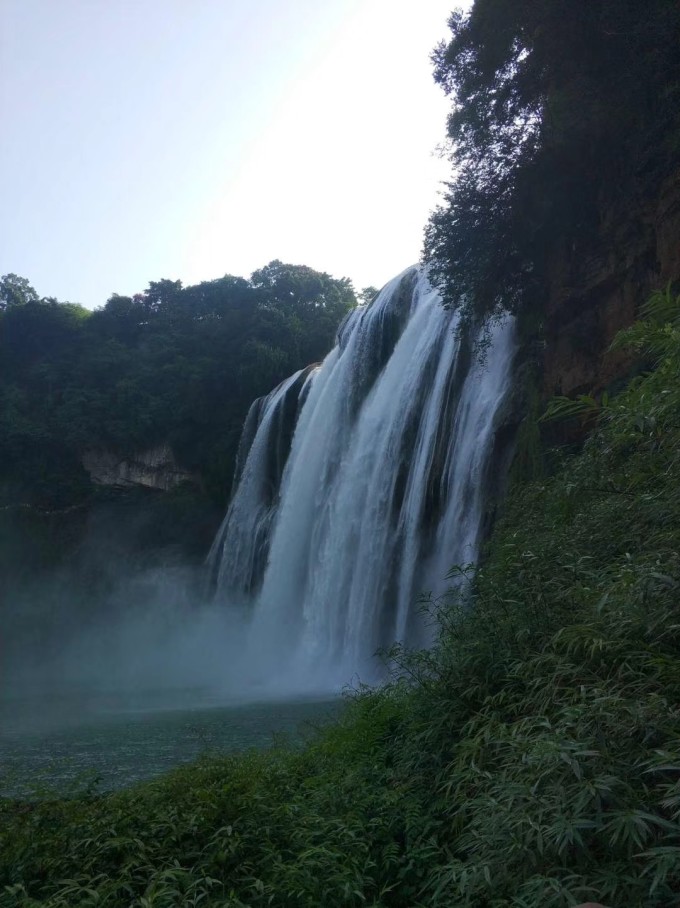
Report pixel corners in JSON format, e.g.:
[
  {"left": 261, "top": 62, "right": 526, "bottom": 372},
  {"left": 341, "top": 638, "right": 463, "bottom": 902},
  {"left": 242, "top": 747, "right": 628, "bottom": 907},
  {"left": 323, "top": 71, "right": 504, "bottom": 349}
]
[{"left": 0, "top": 263, "right": 356, "bottom": 509}]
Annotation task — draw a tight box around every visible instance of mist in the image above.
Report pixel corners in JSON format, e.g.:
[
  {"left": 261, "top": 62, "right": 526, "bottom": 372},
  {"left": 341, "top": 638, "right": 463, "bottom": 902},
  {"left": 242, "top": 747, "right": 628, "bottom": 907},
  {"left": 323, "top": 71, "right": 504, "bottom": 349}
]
[
  {"left": 2, "top": 565, "right": 344, "bottom": 731},
  {"left": 0, "top": 490, "right": 344, "bottom": 745}
]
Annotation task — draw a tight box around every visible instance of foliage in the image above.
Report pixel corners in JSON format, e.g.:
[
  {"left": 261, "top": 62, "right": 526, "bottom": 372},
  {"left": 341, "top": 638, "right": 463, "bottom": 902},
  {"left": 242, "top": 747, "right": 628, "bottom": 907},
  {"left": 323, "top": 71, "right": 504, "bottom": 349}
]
[
  {"left": 540, "top": 392, "right": 605, "bottom": 426},
  {"left": 611, "top": 283, "right": 680, "bottom": 363},
  {"left": 424, "top": 0, "right": 680, "bottom": 321},
  {"left": 0, "top": 264, "right": 356, "bottom": 508},
  {"left": 3, "top": 297, "right": 680, "bottom": 905},
  {"left": 359, "top": 286, "right": 380, "bottom": 306},
  {"left": 0, "top": 274, "right": 39, "bottom": 310}
]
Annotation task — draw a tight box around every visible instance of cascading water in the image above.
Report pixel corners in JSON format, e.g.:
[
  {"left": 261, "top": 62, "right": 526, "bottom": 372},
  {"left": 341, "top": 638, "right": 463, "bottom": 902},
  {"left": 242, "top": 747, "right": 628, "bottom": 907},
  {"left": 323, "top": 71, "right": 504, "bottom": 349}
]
[{"left": 209, "top": 266, "right": 515, "bottom": 692}]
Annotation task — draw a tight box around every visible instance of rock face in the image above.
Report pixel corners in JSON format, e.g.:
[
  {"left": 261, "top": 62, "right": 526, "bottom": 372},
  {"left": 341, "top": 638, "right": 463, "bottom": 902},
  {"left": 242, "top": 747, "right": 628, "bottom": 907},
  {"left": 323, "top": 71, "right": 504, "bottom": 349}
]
[
  {"left": 82, "top": 444, "right": 196, "bottom": 492},
  {"left": 542, "top": 167, "right": 680, "bottom": 397}
]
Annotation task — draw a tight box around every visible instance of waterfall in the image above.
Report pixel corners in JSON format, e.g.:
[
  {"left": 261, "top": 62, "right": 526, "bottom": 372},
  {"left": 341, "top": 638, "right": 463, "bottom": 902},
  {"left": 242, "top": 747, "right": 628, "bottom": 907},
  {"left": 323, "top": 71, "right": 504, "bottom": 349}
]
[{"left": 209, "top": 266, "right": 515, "bottom": 692}]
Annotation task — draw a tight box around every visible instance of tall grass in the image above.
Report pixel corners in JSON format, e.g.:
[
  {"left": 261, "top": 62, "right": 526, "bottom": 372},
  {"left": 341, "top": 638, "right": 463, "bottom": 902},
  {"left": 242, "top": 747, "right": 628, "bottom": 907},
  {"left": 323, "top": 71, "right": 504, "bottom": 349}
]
[{"left": 2, "top": 289, "right": 680, "bottom": 906}]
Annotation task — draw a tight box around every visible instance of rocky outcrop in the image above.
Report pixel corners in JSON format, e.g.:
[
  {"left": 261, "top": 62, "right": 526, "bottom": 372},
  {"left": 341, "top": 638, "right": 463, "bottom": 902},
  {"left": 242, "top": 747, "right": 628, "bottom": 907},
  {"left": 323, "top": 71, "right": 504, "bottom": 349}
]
[
  {"left": 82, "top": 444, "right": 196, "bottom": 492},
  {"left": 542, "top": 167, "right": 680, "bottom": 397}
]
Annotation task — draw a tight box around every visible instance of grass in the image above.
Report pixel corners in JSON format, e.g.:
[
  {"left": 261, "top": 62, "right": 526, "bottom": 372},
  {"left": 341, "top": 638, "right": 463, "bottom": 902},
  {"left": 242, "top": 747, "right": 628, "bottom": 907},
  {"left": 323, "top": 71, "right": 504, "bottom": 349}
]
[{"left": 2, "top": 288, "right": 680, "bottom": 906}]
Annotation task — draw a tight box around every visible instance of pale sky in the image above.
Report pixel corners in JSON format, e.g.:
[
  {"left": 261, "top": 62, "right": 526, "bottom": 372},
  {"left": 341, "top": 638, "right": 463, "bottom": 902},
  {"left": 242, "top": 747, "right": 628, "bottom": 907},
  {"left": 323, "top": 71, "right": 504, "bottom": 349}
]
[{"left": 0, "top": 0, "right": 467, "bottom": 307}]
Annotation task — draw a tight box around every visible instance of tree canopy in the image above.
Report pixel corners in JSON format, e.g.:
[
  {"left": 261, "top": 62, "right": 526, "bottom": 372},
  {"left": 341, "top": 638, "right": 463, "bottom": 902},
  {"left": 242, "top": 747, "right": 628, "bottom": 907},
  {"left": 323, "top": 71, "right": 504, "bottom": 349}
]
[
  {"left": 424, "top": 0, "right": 680, "bottom": 320},
  {"left": 0, "top": 264, "right": 356, "bottom": 508}
]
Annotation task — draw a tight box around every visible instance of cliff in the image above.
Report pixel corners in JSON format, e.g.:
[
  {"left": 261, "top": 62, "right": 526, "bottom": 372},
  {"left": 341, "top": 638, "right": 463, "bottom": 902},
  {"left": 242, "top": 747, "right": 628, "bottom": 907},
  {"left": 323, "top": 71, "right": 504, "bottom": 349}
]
[
  {"left": 542, "top": 167, "right": 680, "bottom": 397},
  {"left": 81, "top": 444, "right": 197, "bottom": 492}
]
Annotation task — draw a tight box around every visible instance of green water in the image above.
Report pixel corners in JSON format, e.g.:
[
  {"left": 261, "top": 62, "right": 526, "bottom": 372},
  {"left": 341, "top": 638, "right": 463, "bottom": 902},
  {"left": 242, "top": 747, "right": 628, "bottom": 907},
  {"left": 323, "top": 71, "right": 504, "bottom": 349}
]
[{"left": 0, "top": 691, "right": 342, "bottom": 797}]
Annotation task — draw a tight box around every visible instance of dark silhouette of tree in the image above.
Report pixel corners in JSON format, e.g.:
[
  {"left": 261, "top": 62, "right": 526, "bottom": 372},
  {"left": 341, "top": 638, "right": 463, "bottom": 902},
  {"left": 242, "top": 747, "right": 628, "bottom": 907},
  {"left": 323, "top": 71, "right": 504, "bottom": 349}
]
[{"left": 424, "top": 0, "right": 680, "bottom": 320}]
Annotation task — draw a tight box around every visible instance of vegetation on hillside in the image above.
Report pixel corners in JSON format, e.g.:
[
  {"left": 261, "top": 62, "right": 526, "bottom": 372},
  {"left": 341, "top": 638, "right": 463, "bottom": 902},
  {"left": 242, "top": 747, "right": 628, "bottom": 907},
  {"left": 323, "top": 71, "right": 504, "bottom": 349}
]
[
  {"left": 424, "top": 0, "right": 680, "bottom": 322},
  {"left": 3, "top": 292, "right": 680, "bottom": 906},
  {"left": 0, "top": 263, "right": 356, "bottom": 509}
]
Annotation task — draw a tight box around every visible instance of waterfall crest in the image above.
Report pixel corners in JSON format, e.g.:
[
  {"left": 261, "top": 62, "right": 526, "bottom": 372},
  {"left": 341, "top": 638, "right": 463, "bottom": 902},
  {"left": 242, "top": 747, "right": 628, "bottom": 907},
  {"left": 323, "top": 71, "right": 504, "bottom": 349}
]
[{"left": 210, "top": 267, "right": 515, "bottom": 691}]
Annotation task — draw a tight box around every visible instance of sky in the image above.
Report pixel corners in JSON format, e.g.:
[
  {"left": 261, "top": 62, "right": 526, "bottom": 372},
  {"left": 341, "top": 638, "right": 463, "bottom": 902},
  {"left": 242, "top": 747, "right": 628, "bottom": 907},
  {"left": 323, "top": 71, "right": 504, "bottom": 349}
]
[{"left": 0, "top": 0, "right": 468, "bottom": 308}]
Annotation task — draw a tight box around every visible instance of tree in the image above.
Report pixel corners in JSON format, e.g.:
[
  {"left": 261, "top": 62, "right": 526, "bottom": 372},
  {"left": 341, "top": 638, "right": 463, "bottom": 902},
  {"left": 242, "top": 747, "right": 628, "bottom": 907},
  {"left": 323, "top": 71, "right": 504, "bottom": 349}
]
[
  {"left": 251, "top": 260, "right": 356, "bottom": 363},
  {"left": 359, "top": 286, "right": 379, "bottom": 306},
  {"left": 424, "top": 0, "right": 680, "bottom": 321},
  {"left": 0, "top": 273, "right": 39, "bottom": 310}
]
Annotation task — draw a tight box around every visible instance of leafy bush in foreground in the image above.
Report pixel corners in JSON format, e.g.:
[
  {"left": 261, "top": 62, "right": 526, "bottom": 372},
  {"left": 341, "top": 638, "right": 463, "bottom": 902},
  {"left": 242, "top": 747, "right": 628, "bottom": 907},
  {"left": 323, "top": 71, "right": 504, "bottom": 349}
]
[{"left": 2, "top": 292, "right": 680, "bottom": 905}]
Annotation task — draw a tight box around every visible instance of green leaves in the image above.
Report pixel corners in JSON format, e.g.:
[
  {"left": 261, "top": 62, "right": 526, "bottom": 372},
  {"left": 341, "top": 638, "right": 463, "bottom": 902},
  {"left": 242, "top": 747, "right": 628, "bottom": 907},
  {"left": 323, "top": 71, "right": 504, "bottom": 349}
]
[
  {"left": 611, "top": 284, "right": 680, "bottom": 366},
  {"left": 541, "top": 393, "right": 604, "bottom": 425},
  {"left": 425, "top": 1, "right": 680, "bottom": 324},
  {"left": 0, "top": 264, "right": 357, "bottom": 510}
]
